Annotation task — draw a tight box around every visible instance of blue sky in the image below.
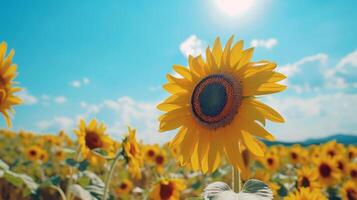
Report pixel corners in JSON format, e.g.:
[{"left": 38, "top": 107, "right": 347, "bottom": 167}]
[{"left": 1, "top": 0, "right": 357, "bottom": 143}]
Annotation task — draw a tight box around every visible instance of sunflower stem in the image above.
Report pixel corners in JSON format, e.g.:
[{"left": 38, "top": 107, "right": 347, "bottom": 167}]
[
  {"left": 66, "top": 145, "right": 81, "bottom": 200},
  {"left": 232, "top": 166, "right": 242, "bottom": 193},
  {"left": 102, "top": 151, "right": 122, "bottom": 200}
]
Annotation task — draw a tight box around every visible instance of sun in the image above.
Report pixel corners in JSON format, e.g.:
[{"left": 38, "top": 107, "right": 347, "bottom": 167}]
[{"left": 214, "top": 0, "right": 256, "bottom": 17}]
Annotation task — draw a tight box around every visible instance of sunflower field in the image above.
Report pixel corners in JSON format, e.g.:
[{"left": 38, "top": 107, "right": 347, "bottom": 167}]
[{"left": 0, "top": 36, "right": 356, "bottom": 200}]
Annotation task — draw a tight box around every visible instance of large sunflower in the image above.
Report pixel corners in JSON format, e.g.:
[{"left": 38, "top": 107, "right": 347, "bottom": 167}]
[
  {"left": 316, "top": 156, "right": 341, "bottom": 186},
  {"left": 158, "top": 36, "right": 286, "bottom": 173},
  {"left": 74, "top": 119, "right": 114, "bottom": 164},
  {"left": 0, "top": 42, "right": 22, "bottom": 127},
  {"left": 284, "top": 188, "right": 327, "bottom": 200},
  {"left": 340, "top": 180, "right": 357, "bottom": 200},
  {"left": 296, "top": 167, "right": 321, "bottom": 190}
]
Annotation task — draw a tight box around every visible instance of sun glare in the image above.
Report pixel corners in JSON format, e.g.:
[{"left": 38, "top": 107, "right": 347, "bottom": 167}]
[{"left": 214, "top": 0, "right": 256, "bottom": 17}]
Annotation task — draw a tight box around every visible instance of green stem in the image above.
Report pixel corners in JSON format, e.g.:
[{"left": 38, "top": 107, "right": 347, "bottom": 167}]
[
  {"left": 232, "top": 166, "right": 242, "bottom": 193},
  {"left": 102, "top": 152, "right": 121, "bottom": 200},
  {"left": 51, "top": 185, "right": 67, "bottom": 200},
  {"left": 66, "top": 145, "right": 81, "bottom": 200}
]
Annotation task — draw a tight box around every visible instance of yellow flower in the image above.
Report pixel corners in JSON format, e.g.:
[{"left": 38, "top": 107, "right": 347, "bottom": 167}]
[
  {"left": 289, "top": 145, "right": 308, "bottom": 165},
  {"left": 149, "top": 178, "right": 186, "bottom": 200},
  {"left": 123, "top": 127, "right": 143, "bottom": 179},
  {"left": 158, "top": 36, "right": 286, "bottom": 173},
  {"left": 115, "top": 179, "right": 133, "bottom": 195},
  {"left": 347, "top": 145, "right": 357, "bottom": 161},
  {"left": 0, "top": 41, "right": 22, "bottom": 127},
  {"left": 144, "top": 144, "right": 159, "bottom": 163},
  {"left": 348, "top": 163, "right": 357, "bottom": 181},
  {"left": 74, "top": 119, "right": 114, "bottom": 163},
  {"left": 334, "top": 155, "right": 348, "bottom": 175},
  {"left": 284, "top": 187, "right": 327, "bottom": 200},
  {"left": 296, "top": 167, "right": 321, "bottom": 190},
  {"left": 316, "top": 156, "right": 341, "bottom": 186},
  {"left": 340, "top": 180, "right": 357, "bottom": 200},
  {"left": 261, "top": 151, "right": 280, "bottom": 172},
  {"left": 25, "top": 146, "right": 41, "bottom": 161},
  {"left": 54, "top": 149, "right": 66, "bottom": 161},
  {"left": 39, "top": 149, "right": 49, "bottom": 163},
  {"left": 322, "top": 140, "right": 345, "bottom": 158},
  {"left": 154, "top": 151, "right": 167, "bottom": 173}
]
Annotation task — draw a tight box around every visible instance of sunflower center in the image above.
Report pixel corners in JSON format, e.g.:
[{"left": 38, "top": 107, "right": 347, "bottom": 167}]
[
  {"left": 301, "top": 177, "right": 310, "bottom": 187},
  {"left": 328, "top": 150, "right": 335, "bottom": 157},
  {"left": 351, "top": 169, "right": 357, "bottom": 178},
  {"left": 29, "top": 150, "right": 37, "bottom": 156},
  {"left": 347, "top": 188, "right": 357, "bottom": 200},
  {"left": 338, "top": 161, "right": 344, "bottom": 171},
  {"left": 319, "top": 163, "right": 331, "bottom": 178},
  {"left": 267, "top": 158, "right": 274, "bottom": 166},
  {"left": 147, "top": 150, "right": 155, "bottom": 157},
  {"left": 85, "top": 131, "right": 103, "bottom": 150},
  {"left": 160, "top": 182, "right": 174, "bottom": 200},
  {"left": 156, "top": 155, "right": 164, "bottom": 165},
  {"left": 291, "top": 152, "right": 298, "bottom": 160},
  {"left": 120, "top": 183, "right": 128, "bottom": 190},
  {"left": 191, "top": 74, "right": 242, "bottom": 129}
]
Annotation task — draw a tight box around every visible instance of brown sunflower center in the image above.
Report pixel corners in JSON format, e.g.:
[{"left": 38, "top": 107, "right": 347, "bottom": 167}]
[
  {"left": 328, "top": 150, "right": 335, "bottom": 157},
  {"left": 347, "top": 188, "right": 357, "bottom": 200},
  {"left": 338, "top": 161, "right": 344, "bottom": 171},
  {"left": 147, "top": 150, "right": 155, "bottom": 157},
  {"left": 319, "top": 163, "right": 332, "bottom": 178},
  {"left": 301, "top": 177, "right": 310, "bottom": 187},
  {"left": 351, "top": 169, "right": 357, "bottom": 178},
  {"left": 160, "top": 182, "right": 174, "bottom": 200},
  {"left": 156, "top": 155, "right": 164, "bottom": 165},
  {"left": 291, "top": 152, "right": 298, "bottom": 160},
  {"left": 120, "top": 183, "right": 128, "bottom": 190},
  {"left": 267, "top": 158, "right": 274, "bottom": 166},
  {"left": 85, "top": 131, "right": 103, "bottom": 150},
  {"left": 29, "top": 150, "right": 37, "bottom": 156},
  {"left": 191, "top": 74, "right": 242, "bottom": 129}
]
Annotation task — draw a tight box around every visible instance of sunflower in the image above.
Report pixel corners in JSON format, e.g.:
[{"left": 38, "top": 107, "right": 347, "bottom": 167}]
[
  {"left": 54, "top": 149, "right": 66, "bottom": 161},
  {"left": 284, "top": 187, "right": 327, "bottom": 200},
  {"left": 144, "top": 144, "right": 159, "bottom": 163},
  {"left": 39, "top": 149, "right": 49, "bottom": 163},
  {"left": 154, "top": 151, "right": 167, "bottom": 173},
  {"left": 115, "top": 179, "right": 133, "bottom": 196},
  {"left": 296, "top": 167, "right": 321, "bottom": 190},
  {"left": 123, "top": 126, "right": 143, "bottom": 179},
  {"left": 74, "top": 119, "right": 114, "bottom": 164},
  {"left": 348, "top": 163, "right": 357, "bottom": 181},
  {"left": 149, "top": 178, "right": 186, "bottom": 200},
  {"left": 158, "top": 36, "right": 286, "bottom": 173},
  {"left": 340, "top": 180, "right": 357, "bottom": 200},
  {"left": 322, "top": 140, "right": 345, "bottom": 158},
  {"left": 0, "top": 41, "right": 22, "bottom": 127},
  {"left": 347, "top": 145, "right": 357, "bottom": 161},
  {"left": 334, "top": 155, "right": 348, "bottom": 175},
  {"left": 315, "top": 156, "right": 341, "bottom": 186},
  {"left": 25, "top": 145, "right": 41, "bottom": 161},
  {"left": 261, "top": 151, "right": 280, "bottom": 172}
]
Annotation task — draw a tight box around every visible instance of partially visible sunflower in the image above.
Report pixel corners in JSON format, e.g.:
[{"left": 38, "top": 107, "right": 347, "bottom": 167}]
[
  {"left": 0, "top": 41, "right": 22, "bottom": 127},
  {"left": 261, "top": 151, "right": 280, "bottom": 172},
  {"left": 316, "top": 156, "right": 341, "bottom": 186},
  {"left": 322, "top": 140, "right": 345, "bottom": 158},
  {"left": 289, "top": 145, "right": 308, "bottom": 165},
  {"left": 284, "top": 187, "right": 327, "bottom": 200},
  {"left": 296, "top": 167, "right": 321, "bottom": 190},
  {"left": 39, "top": 149, "right": 49, "bottom": 163},
  {"left": 123, "top": 127, "right": 143, "bottom": 179},
  {"left": 158, "top": 36, "right": 286, "bottom": 173},
  {"left": 144, "top": 144, "right": 159, "bottom": 163},
  {"left": 115, "top": 179, "right": 133, "bottom": 196},
  {"left": 348, "top": 163, "right": 357, "bottom": 181},
  {"left": 154, "top": 151, "right": 167, "bottom": 173},
  {"left": 74, "top": 119, "right": 114, "bottom": 164},
  {"left": 149, "top": 178, "right": 186, "bottom": 200},
  {"left": 54, "top": 149, "right": 66, "bottom": 161},
  {"left": 334, "top": 155, "right": 348, "bottom": 175},
  {"left": 340, "top": 180, "right": 357, "bottom": 200},
  {"left": 347, "top": 145, "right": 357, "bottom": 161},
  {"left": 25, "top": 145, "right": 41, "bottom": 161}
]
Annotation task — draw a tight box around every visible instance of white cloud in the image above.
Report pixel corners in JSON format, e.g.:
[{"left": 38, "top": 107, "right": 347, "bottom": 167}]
[
  {"left": 266, "top": 93, "right": 357, "bottom": 141},
  {"left": 336, "top": 49, "right": 357, "bottom": 73},
  {"left": 148, "top": 86, "right": 161, "bottom": 92},
  {"left": 37, "top": 116, "right": 74, "bottom": 132},
  {"left": 70, "top": 80, "right": 81, "bottom": 88},
  {"left": 17, "top": 89, "right": 38, "bottom": 105},
  {"left": 180, "top": 35, "right": 206, "bottom": 58},
  {"left": 54, "top": 96, "right": 67, "bottom": 104},
  {"left": 250, "top": 38, "right": 278, "bottom": 49},
  {"left": 70, "top": 78, "right": 90, "bottom": 88},
  {"left": 279, "top": 53, "right": 328, "bottom": 77}
]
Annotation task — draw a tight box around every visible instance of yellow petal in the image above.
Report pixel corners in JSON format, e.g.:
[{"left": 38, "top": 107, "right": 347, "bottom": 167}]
[
  {"left": 212, "top": 37, "right": 222, "bottom": 66},
  {"left": 173, "top": 65, "right": 192, "bottom": 81},
  {"left": 230, "top": 40, "right": 244, "bottom": 66},
  {"left": 240, "top": 130, "right": 264, "bottom": 157}
]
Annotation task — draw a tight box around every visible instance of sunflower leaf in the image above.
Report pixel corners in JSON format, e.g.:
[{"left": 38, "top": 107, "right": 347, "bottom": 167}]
[
  {"left": 78, "top": 160, "right": 90, "bottom": 171},
  {"left": 65, "top": 158, "right": 78, "bottom": 167}
]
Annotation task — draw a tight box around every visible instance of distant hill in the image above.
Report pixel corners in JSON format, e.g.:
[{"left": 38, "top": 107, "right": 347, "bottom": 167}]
[{"left": 264, "top": 134, "right": 357, "bottom": 146}]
